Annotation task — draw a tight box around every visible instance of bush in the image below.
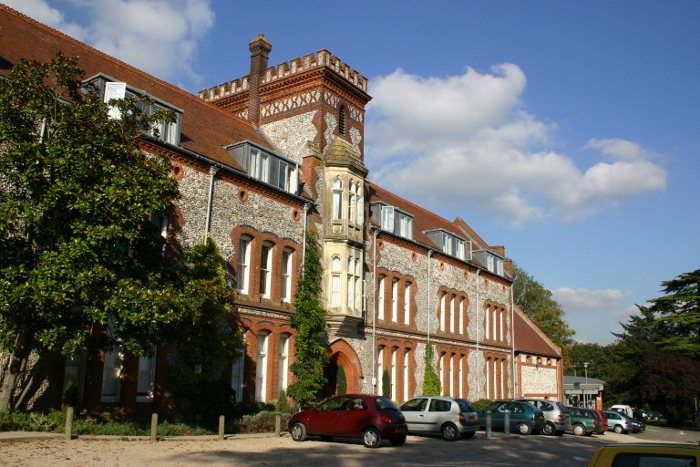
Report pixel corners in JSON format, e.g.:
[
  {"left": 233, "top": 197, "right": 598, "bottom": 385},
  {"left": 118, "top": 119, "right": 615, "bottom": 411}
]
[
  {"left": 233, "top": 411, "right": 292, "bottom": 434},
  {"left": 336, "top": 366, "right": 347, "bottom": 395},
  {"left": 472, "top": 399, "right": 495, "bottom": 411},
  {"left": 0, "top": 410, "right": 63, "bottom": 432}
]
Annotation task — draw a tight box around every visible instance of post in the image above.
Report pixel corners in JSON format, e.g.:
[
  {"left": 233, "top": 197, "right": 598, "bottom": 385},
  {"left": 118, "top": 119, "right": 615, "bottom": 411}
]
[
  {"left": 150, "top": 413, "right": 158, "bottom": 442},
  {"left": 583, "top": 362, "right": 589, "bottom": 409},
  {"left": 219, "top": 415, "right": 225, "bottom": 441},
  {"left": 64, "top": 407, "right": 74, "bottom": 441},
  {"left": 275, "top": 414, "right": 281, "bottom": 437},
  {"left": 504, "top": 410, "right": 511, "bottom": 436},
  {"left": 485, "top": 410, "right": 492, "bottom": 439}
]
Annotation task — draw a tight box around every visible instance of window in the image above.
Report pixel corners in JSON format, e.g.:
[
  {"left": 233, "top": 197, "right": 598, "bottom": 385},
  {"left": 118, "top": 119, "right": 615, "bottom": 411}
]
[
  {"left": 425, "top": 229, "right": 470, "bottom": 260},
  {"left": 485, "top": 306, "right": 490, "bottom": 339},
  {"left": 458, "top": 355, "right": 464, "bottom": 398},
  {"left": 404, "top": 283, "right": 411, "bottom": 325},
  {"left": 439, "top": 293, "right": 446, "bottom": 332},
  {"left": 259, "top": 241, "right": 273, "bottom": 298},
  {"left": 331, "top": 255, "right": 341, "bottom": 307},
  {"left": 381, "top": 205, "right": 394, "bottom": 230},
  {"left": 332, "top": 177, "right": 343, "bottom": 220},
  {"left": 281, "top": 248, "right": 293, "bottom": 303},
  {"left": 449, "top": 295, "right": 455, "bottom": 333},
  {"left": 391, "top": 279, "right": 398, "bottom": 322},
  {"left": 231, "top": 332, "right": 246, "bottom": 402},
  {"left": 403, "top": 349, "right": 410, "bottom": 402},
  {"left": 354, "top": 258, "right": 361, "bottom": 310},
  {"left": 377, "top": 346, "right": 384, "bottom": 388},
  {"left": 439, "top": 352, "right": 445, "bottom": 395},
  {"left": 278, "top": 334, "right": 291, "bottom": 393},
  {"left": 377, "top": 276, "right": 385, "bottom": 320},
  {"left": 237, "top": 236, "right": 252, "bottom": 294},
  {"left": 347, "top": 257, "right": 354, "bottom": 308},
  {"left": 459, "top": 298, "right": 465, "bottom": 335},
  {"left": 104, "top": 81, "right": 126, "bottom": 119},
  {"left": 473, "top": 250, "right": 504, "bottom": 276},
  {"left": 355, "top": 184, "right": 363, "bottom": 226},
  {"left": 226, "top": 142, "right": 299, "bottom": 194},
  {"left": 339, "top": 105, "right": 346, "bottom": 136},
  {"left": 391, "top": 347, "right": 397, "bottom": 401},
  {"left": 101, "top": 345, "right": 123, "bottom": 402},
  {"left": 396, "top": 212, "right": 413, "bottom": 239},
  {"left": 348, "top": 181, "right": 355, "bottom": 223},
  {"left": 256, "top": 331, "right": 269, "bottom": 402},
  {"left": 136, "top": 350, "right": 156, "bottom": 401}
]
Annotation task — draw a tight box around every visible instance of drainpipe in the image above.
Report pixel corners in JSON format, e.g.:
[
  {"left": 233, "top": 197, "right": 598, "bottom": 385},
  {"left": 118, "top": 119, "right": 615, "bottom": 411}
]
[
  {"left": 426, "top": 249, "right": 434, "bottom": 344},
  {"left": 372, "top": 226, "right": 379, "bottom": 394},
  {"left": 301, "top": 203, "right": 310, "bottom": 280},
  {"left": 475, "top": 269, "right": 481, "bottom": 400},
  {"left": 511, "top": 283, "right": 516, "bottom": 398},
  {"left": 204, "top": 167, "right": 219, "bottom": 238}
]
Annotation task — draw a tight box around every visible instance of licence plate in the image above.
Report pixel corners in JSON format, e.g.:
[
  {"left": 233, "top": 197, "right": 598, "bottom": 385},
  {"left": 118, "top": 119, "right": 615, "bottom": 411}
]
[
  {"left": 395, "top": 427, "right": 406, "bottom": 433},
  {"left": 469, "top": 415, "right": 477, "bottom": 421}
]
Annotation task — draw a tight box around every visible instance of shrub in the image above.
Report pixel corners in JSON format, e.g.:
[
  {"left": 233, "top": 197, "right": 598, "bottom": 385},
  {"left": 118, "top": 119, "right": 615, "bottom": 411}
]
[
  {"left": 0, "top": 410, "right": 63, "bottom": 432},
  {"left": 472, "top": 399, "right": 495, "bottom": 411},
  {"left": 336, "top": 366, "right": 347, "bottom": 395},
  {"left": 233, "top": 411, "right": 292, "bottom": 434}
]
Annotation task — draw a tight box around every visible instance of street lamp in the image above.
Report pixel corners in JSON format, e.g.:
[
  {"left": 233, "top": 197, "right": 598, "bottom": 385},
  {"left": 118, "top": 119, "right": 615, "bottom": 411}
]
[{"left": 583, "top": 362, "right": 589, "bottom": 409}]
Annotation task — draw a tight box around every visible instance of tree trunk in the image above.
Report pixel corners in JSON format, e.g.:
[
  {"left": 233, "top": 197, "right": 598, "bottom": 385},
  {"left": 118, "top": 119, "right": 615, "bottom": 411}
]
[{"left": 0, "top": 331, "right": 32, "bottom": 411}]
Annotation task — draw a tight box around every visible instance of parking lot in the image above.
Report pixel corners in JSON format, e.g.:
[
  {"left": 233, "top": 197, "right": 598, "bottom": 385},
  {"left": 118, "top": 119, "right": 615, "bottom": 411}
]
[{"left": 1, "top": 425, "right": 697, "bottom": 466}]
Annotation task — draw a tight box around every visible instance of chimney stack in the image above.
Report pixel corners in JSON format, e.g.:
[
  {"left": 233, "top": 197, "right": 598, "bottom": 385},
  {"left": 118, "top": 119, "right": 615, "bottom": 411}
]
[{"left": 248, "top": 34, "right": 272, "bottom": 126}]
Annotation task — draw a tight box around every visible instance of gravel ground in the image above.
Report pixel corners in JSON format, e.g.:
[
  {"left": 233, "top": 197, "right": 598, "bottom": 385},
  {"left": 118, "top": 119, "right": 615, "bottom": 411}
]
[{"left": 1, "top": 426, "right": 698, "bottom": 467}]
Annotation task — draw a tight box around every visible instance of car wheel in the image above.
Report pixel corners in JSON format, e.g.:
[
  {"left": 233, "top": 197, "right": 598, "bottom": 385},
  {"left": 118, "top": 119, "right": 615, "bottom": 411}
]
[
  {"left": 362, "top": 427, "right": 382, "bottom": 448},
  {"left": 517, "top": 422, "right": 532, "bottom": 435},
  {"left": 389, "top": 435, "right": 406, "bottom": 446},
  {"left": 572, "top": 424, "right": 586, "bottom": 436},
  {"left": 290, "top": 422, "right": 307, "bottom": 442},
  {"left": 461, "top": 431, "right": 476, "bottom": 439},
  {"left": 442, "top": 423, "right": 459, "bottom": 441},
  {"left": 543, "top": 422, "right": 556, "bottom": 436},
  {"left": 320, "top": 436, "right": 333, "bottom": 442},
  {"left": 614, "top": 424, "right": 624, "bottom": 434}
]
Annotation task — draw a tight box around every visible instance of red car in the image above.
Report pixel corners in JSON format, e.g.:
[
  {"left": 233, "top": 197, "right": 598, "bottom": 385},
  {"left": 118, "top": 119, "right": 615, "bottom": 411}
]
[
  {"left": 590, "top": 409, "right": 609, "bottom": 432},
  {"left": 289, "top": 394, "right": 408, "bottom": 448}
]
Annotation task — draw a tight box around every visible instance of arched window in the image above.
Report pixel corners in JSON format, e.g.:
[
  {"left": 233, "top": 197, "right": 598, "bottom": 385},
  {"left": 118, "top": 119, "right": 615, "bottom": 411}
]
[
  {"left": 403, "top": 349, "right": 411, "bottom": 402},
  {"left": 332, "top": 177, "right": 343, "bottom": 220},
  {"left": 391, "top": 347, "right": 397, "bottom": 401},
  {"left": 391, "top": 279, "right": 399, "bottom": 322},
  {"left": 348, "top": 181, "right": 355, "bottom": 223},
  {"left": 439, "top": 293, "right": 446, "bottom": 332},
  {"left": 237, "top": 235, "right": 252, "bottom": 294},
  {"left": 404, "top": 282, "right": 411, "bottom": 325},
  {"left": 259, "top": 241, "right": 273, "bottom": 298},
  {"left": 281, "top": 248, "right": 293, "bottom": 303},
  {"left": 278, "top": 333, "right": 291, "bottom": 393},
  {"left": 232, "top": 330, "right": 248, "bottom": 401},
  {"left": 377, "top": 276, "right": 385, "bottom": 320},
  {"left": 355, "top": 183, "right": 364, "bottom": 226},
  {"left": 256, "top": 330, "right": 270, "bottom": 402}
]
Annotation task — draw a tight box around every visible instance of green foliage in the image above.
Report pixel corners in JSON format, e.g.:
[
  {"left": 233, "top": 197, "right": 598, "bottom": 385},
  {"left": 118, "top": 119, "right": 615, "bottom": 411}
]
[
  {"left": 287, "top": 230, "right": 328, "bottom": 410},
  {"left": 0, "top": 409, "right": 63, "bottom": 432},
  {"left": 649, "top": 269, "right": 700, "bottom": 357},
  {"left": 232, "top": 411, "right": 293, "bottom": 434},
  {"left": 382, "top": 370, "right": 391, "bottom": 398},
  {"left": 631, "top": 351, "right": 700, "bottom": 426},
  {"left": 422, "top": 343, "right": 441, "bottom": 396},
  {"left": 512, "top": 263, "right": 576, "bottom": 371},
  {"left": 336, "top": 365, "right": 347, "bottom": 395},
  {"left": 272, "top": 389, "right": 295, "bottom": 414},
  {"left": 472, "top": 399, "right": 495, "bottom": 411}
]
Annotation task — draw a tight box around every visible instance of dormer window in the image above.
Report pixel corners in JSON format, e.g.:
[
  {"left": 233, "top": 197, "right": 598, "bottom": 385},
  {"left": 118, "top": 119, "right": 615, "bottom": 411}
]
[
  {"left": 226, "top": 141, "right": 299, "bottom": 194},
  {"left": 473, "top": 250, "right": 504, "bottom": 276},
  {"left": 371, "top": 202, "right": 413, "bottom": 240},
  {"left": 425, "top": 229, "right": 471, "bottom": 261},
  {"left": 88, "top": 74, "right": 182, "bottom": 146}
]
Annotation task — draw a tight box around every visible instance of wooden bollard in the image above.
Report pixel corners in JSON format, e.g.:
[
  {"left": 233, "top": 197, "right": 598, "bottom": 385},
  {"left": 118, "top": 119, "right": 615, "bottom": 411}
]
[
  {"left": 150, "top": 413, "right": 158, "bottom": 442},
  {"left": 275, "top": 414, "right": 281, "bottom": 437},
  {"left": 64, "top": 407, "right": 74, "bottom": 441},
  {"left": 219, "top": 415, "right": 225, "bottom": 441}
]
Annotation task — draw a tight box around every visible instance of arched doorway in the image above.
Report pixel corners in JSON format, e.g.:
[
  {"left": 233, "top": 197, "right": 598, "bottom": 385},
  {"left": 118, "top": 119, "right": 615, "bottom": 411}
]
[{"left": 323, "top": 339, "right": 363, "bottom": 397}]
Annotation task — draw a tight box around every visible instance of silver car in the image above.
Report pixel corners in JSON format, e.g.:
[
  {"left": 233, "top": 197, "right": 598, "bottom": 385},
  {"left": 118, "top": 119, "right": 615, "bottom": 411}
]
[
  {"left": 400, "top": 396, "right": 479, "bottom": 441},
  {"left": 514, "top": 398, "right": 571, "bottom": 436}
]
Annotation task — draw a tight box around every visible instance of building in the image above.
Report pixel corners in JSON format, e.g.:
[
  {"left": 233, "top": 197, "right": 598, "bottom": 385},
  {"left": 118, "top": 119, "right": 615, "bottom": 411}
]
[
  {"left": 564, "top": 376, "right": 605, "bottom": 410},
  {"left": 0, "top": 5, "right": 563, "bottom": 414}
]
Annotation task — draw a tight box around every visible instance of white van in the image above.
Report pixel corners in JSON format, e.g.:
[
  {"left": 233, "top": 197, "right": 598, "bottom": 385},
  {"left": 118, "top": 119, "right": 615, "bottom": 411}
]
[{"left": 610, "top": 404, "right": 633, "bottom": 418}]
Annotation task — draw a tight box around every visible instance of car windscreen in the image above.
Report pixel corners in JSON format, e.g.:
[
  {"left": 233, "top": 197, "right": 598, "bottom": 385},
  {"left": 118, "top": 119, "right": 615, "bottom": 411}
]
[{"left": 374, "top": 397, "right": 399, "bottom": 411}]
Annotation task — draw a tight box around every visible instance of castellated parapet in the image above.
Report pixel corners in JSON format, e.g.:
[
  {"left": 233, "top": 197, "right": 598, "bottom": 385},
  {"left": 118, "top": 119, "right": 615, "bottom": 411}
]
[{"left": 198, "top": 49, "right": 368, "bottom": 102}]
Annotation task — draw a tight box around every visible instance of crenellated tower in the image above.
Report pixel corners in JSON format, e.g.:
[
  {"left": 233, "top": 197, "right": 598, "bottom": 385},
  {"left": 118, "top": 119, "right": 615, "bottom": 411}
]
[{"left": 200, "top": 36, "right": 371, "bottom": 337}]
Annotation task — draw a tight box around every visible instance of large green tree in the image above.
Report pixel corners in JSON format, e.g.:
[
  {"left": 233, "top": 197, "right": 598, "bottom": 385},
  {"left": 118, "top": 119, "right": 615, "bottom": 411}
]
[
  {"left": 0, "top": 54, "right": 240, "bottom": 411},
  {"left": 512, "top": 263, "right": 576, "bottom": 369},
  {"left": 649, "top": 269, "right": 700, "bottom": 357},
  {"left": 287, "top": 230, "right": 328, "bottom": 410}
]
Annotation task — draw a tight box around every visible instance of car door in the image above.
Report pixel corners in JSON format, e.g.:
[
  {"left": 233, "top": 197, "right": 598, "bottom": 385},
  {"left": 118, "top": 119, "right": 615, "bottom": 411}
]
[
  {"left": 401, "top": 398, "right": 429, "bottom": 433},
  {"left": 307, "top": 396, "right": 350, "bottom": 436},
  {"left": 425, "top": 398, "right": 452, "bottom": 434},
  {"left": 340, "top": 396, "right": 371, "bottom": 438},
  {"left": 490, "top": 402, "right": 508, "bottom": 428}
]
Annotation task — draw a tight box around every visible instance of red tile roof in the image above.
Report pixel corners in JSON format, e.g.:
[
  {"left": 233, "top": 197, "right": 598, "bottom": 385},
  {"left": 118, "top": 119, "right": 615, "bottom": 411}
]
[
  {"left": 513, "top": 306, "right": 561, "bottom": 357},
  {"left": 0, "top": 5, "right": 272, "bottom": 169}
]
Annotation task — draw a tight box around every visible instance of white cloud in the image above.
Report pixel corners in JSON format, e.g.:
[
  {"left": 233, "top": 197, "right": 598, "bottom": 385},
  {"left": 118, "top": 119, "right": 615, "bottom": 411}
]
[
  {"left": 366, "top": 67, "right": 668, "bottom": 227},
  {"left": 4, "top": 0, "right": 215, "bottom": 87},
  {"left": 612, "top": 305, "right": 641, "bottom": 320},
  {"left": 552, "top": 287, "right": 632, "bottom": 312}
]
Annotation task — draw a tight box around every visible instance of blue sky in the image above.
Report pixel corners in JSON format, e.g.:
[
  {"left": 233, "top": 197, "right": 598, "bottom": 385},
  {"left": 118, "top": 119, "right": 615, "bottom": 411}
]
[{"left": 6, "top": 0, "right": 699, "bottom": 346}]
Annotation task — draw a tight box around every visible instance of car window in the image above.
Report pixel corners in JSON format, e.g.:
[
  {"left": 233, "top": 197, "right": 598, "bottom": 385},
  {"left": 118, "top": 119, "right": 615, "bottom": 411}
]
[
  {"left": 557, "top": 403, "right": 570, "bottom": 413},
  {"left": 507, "top": 403, "right": 525, "bottom": 414},
  {"left": 455, "top": 399, "right": 475, "bottom": 412},
  {"left": 429, "top": 399, "right": 452, "bottom": 412},
  {"left": 319, "top": 396, "right": 349, "bottom": 411},
  {"left": 540, "top": 402, "right": 554, "bottom": 411},
  {"left": 349, "top": 397, "right": 367, "bottom": 411},
  {"left": 484, "top": 402, "right": 501, "bottom": 412},
  {"left": 374, "top": 397, "right": 399, "bottom": 411},
  {"left": 611, "top": 453, "right": 697, "bottom": 467},
  {"left": 401, "top": 398, "right": 428, "bottom": 412}
]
